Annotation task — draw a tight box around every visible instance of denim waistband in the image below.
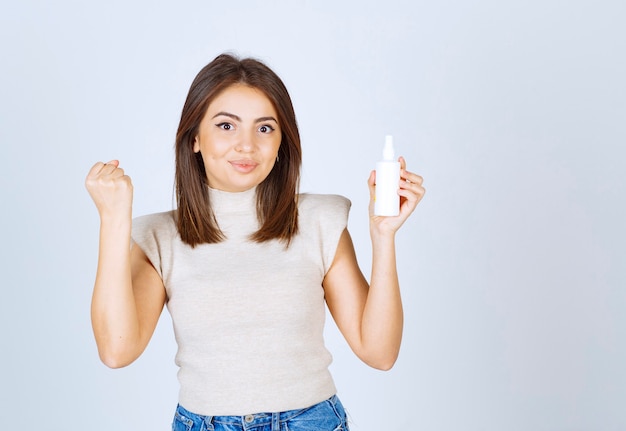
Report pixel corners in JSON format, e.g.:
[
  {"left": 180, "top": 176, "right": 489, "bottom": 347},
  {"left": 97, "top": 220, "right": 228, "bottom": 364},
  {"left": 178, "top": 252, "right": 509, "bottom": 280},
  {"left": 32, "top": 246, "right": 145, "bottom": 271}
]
[{"left": 175, "top": 395, "right": 344, "bottom": 429}]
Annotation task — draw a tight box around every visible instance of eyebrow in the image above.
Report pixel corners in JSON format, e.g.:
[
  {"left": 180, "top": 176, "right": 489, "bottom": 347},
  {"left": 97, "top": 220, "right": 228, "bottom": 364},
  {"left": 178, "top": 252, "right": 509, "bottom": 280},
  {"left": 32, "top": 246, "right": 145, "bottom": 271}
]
[{"left": 212, "top": 111, "right": 278, "bottom": 123}]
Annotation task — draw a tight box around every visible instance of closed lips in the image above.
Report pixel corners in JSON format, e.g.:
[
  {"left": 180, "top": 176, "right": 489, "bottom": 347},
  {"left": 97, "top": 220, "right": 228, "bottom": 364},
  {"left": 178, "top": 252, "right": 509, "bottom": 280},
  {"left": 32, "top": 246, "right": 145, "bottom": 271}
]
[
  {"left": 230, "top": 160, "right": 258, "bottom": 167},
  {"left": 229, "top": 160, "right": 259, "bottom": 173}
]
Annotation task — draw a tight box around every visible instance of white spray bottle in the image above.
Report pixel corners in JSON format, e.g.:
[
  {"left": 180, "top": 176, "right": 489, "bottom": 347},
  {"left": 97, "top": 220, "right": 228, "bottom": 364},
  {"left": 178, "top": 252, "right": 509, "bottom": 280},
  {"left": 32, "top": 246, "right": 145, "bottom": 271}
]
[{"left": 374, "top": 135, "right": 401, "bottom": 216}]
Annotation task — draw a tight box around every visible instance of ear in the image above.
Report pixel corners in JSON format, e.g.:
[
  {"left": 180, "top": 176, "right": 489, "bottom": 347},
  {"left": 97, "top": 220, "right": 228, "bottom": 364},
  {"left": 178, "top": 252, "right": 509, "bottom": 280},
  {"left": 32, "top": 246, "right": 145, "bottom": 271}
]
[{"left": 193, "top": 136, "right": 200, "bottom": 153}]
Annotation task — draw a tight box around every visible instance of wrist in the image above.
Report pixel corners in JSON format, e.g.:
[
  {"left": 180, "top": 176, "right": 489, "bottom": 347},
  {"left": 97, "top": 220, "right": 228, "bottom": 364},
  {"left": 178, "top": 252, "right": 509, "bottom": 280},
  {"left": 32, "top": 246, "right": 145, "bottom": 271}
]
[
  {"left": 369, "top": 226, "right": 396, "bottom": 247},
  {"left": 99, "top": 212, "right": 132, "bottom": 230}
]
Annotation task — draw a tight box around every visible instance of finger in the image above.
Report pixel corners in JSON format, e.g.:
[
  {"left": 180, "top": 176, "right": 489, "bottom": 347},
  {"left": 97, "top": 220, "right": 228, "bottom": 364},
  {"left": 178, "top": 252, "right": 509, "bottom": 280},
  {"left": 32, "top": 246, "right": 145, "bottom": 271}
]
[
  {"left": 401, "top": 170, "right": 424, "bottom": 186},
  {"left": 99, "top": 160, "right": 124, "bottom": 177},
  {"left": 398, "top": 184, "right": 426, "bottom": 206},
  {"left": 398, "top": 156, "right": 407, "bottom": 171},
  {"left": 102, "top": 160, "right": 120, "bottom": 173},
  {"left": 400, "top": 170, "right": 425, "bottom": 192},
  {"left": 398, "top": 156, "right": 424, "bottom": 186},
  {"left": 87, "top": 161, "right": 106, "bottom": 179},
  {"left": 110, "top": 167, "right": 126, "bottom": 180},
  {"left": 397, "top": 194, "right": 419, "bottom": 219},
  {"left": 119, "top": 174, "right": 134, "bottom": 188},
  {"left": 367, "top": 170, "right": 376, "bottom": 201},
  {"left": 87, "top": 160, "right": 121, "bottom": 177}
]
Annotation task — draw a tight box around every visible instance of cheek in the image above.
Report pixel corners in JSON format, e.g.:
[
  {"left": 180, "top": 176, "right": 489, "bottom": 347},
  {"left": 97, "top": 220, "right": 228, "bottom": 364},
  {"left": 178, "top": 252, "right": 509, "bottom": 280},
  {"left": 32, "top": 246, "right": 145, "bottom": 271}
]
[
  {"left": 267, "top": 137, "right": 282, "bottom": 155},
  {"left": 265, "top": 143, "right": 279, "bottom": 157},
  {"left": 201, "top": 140, "right": 230, "bottom": 159}
]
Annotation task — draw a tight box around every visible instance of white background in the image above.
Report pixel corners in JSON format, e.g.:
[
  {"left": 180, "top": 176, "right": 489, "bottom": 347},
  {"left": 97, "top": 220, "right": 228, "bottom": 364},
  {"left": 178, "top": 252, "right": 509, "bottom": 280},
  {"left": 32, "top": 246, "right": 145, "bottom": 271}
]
[{"left": 1, "top": 0, "right": 625, "bottom": 430}]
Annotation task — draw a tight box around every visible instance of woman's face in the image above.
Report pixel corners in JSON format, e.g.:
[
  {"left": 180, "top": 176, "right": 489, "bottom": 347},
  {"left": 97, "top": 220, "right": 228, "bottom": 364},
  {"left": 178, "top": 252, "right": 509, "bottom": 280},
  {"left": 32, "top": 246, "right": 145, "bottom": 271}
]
[{"left": 193, "top": 83, "right": 282, "bottom": 192}]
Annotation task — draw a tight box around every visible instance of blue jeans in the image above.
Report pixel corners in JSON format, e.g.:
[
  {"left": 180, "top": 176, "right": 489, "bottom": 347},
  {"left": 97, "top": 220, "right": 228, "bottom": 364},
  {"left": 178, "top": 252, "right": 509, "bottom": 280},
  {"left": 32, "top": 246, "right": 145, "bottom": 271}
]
[{"left": 172, "top": 395, "right": 349, "bottom": 431}]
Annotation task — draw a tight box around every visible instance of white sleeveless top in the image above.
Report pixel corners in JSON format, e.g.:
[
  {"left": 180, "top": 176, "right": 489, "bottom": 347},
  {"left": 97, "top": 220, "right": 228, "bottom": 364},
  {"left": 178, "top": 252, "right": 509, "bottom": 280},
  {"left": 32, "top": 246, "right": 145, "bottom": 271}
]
[{"left": 131, "top": 187, "right": 351, "bottom": 415}]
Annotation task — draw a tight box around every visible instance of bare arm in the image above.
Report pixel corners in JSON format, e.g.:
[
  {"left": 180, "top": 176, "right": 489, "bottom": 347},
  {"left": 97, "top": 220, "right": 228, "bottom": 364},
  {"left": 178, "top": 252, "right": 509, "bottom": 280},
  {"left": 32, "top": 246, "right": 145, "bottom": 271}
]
[
  {"left": 323, "top": 156, "right": 425, "bottom": 370},
  {"left": 86, "top": 161, "right": 166, "bottom": 368}
]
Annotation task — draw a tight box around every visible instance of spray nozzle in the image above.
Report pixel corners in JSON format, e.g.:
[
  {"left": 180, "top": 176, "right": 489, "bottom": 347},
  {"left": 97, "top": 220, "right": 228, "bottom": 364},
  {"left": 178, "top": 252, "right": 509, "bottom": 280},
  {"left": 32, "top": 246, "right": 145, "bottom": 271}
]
[{"left": 382, "top": 135, "right": 395, "bottom": 161}]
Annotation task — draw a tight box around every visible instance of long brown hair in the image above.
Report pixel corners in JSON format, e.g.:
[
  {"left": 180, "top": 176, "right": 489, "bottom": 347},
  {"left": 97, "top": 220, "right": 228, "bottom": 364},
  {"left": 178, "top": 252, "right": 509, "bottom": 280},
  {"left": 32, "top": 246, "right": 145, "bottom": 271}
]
[{"left": 175, "top": 53, "right": 301, "bottom": 247}]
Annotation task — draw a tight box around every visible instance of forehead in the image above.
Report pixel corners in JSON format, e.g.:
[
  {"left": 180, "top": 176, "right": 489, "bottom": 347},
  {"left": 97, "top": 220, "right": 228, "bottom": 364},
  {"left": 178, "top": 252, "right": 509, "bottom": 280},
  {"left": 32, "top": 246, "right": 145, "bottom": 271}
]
[{"left": 207, "top": 84, "right": 277, "bottom": 117}]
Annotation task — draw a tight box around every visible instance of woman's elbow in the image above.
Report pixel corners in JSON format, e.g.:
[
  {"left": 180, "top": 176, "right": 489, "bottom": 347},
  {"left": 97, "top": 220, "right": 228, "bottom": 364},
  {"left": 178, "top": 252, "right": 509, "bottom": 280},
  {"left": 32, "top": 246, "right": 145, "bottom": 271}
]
[
  {"left": 96, "top": 343, "right": 138, "bottom": 369},
  {"left": 100, "top": 354, "right": 133, "bottom": 369},
  {"left": 368, "top": 357, "right": 398, "bottom": 371},
  {"left": 361, "top": 350, "right": 399, "bottom": 371}
]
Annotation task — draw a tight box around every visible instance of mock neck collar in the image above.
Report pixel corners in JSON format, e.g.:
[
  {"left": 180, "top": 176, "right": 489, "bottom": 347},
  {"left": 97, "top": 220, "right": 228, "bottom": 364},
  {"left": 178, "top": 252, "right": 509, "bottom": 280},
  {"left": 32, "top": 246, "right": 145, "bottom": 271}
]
[{"left": 208, "top": 186, "right": 257, "bottom": 215}]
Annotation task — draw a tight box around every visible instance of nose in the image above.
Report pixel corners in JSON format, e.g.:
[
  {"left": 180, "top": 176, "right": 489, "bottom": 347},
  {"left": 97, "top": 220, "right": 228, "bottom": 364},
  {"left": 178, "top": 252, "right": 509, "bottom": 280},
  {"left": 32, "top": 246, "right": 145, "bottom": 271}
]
[{"left": 235, "top": 129, "right": 257, "bottom": 153}]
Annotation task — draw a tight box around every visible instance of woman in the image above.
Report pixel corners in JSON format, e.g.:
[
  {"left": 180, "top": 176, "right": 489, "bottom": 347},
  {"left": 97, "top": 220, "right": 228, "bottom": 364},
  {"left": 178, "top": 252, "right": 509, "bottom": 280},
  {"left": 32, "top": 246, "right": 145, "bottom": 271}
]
[{"left": 85, "top": 53, "right": 425, "bottom": 431}]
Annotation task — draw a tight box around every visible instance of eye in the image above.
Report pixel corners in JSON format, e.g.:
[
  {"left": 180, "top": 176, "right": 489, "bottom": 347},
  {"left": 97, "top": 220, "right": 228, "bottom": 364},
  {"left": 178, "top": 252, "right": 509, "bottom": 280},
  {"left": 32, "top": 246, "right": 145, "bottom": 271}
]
[
  {"left": 258, "top": 124, "right": 275, "bottom": 134},
  {"left": 216, "top": 122, "right": 233, "bottom": 131}
]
